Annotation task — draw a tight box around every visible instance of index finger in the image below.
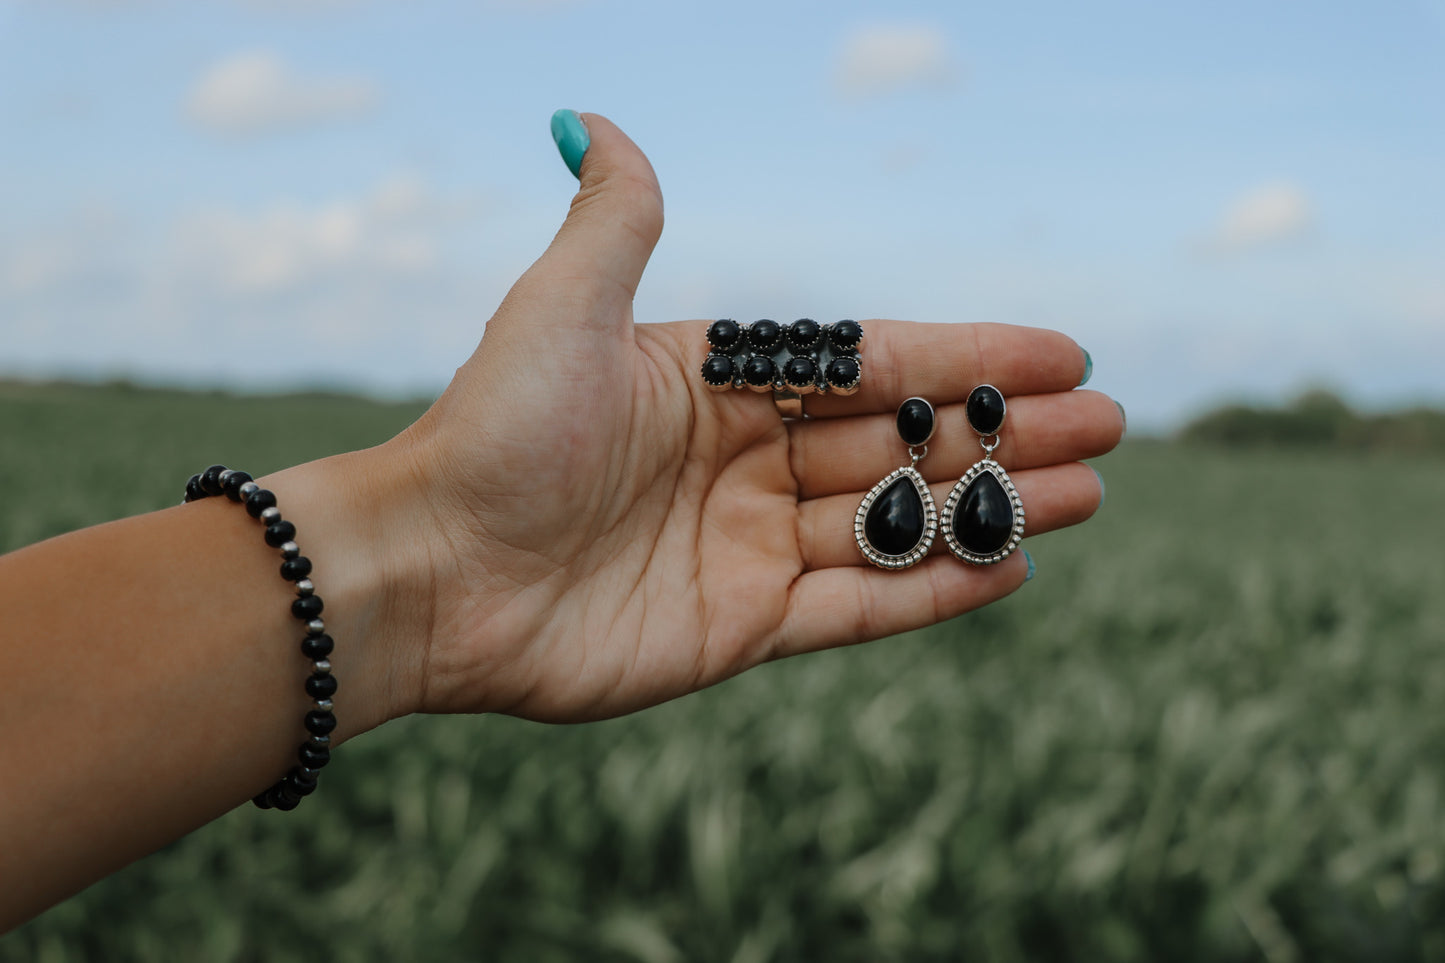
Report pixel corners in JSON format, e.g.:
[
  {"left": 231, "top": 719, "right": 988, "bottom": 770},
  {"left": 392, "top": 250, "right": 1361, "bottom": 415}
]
[{"left": 800, "top": 320, "right": 1089, "bottom": 419}]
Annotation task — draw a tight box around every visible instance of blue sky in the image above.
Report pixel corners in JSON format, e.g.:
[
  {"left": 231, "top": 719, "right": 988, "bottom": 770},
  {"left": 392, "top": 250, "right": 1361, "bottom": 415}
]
[{"left": 2, "top": 1, "right": 1442, "bottom": 429}]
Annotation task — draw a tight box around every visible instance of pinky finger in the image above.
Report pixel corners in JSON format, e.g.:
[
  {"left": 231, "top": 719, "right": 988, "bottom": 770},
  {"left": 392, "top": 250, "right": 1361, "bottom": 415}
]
[{"left": 768, "top": 551, "right": 1031, "bottom": 661}]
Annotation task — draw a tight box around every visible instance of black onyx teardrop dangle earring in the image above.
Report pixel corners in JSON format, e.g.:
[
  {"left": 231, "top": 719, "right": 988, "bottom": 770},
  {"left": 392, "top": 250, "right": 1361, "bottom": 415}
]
[
  {"left": 941, "top": 385, "right": 1026, "bottom": 564},
  {"left": 856, "top": 397, "right": 939, "bottom": 569}
]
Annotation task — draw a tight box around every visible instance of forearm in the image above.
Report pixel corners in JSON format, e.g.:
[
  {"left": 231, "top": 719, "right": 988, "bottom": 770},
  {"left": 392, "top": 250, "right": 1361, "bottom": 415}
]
[{"left": 0, "top": 448, "right": 430, "bottom": 929}]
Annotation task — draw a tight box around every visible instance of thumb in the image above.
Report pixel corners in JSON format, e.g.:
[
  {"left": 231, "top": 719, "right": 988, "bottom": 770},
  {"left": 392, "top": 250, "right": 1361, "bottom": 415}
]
[{"left": 522, "top": 110, "right": 664, "bottom": 314}]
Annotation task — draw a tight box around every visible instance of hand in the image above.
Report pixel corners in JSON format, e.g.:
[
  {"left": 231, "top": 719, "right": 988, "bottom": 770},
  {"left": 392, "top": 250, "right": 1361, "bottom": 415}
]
[{"left": 368, "top": 114, "right": 1123, "bottom": 724}]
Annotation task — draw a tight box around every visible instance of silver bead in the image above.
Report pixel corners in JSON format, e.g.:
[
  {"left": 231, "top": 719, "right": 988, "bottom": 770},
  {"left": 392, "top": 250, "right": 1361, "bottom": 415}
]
[
  {"left": 306, "top": 618, "right": 325, "bottom": 635},
  {"left": 218, "top": 469, "right": 234, "bottom": 484},
  {"left": 313, "top": 659, "right": 331, "bottom": 674},
  {"left": 308, "top": 734, "right": 331, "bottom": 747},
  {"left": 238, "top": 481, "right": 259, "bottom": 498},
  {"left": 314, "top": 699, "right": 334, "bottom": 712},
  {"left": 259, "top": 506, "right": 281, "bottom": 524},
  {"left": 295, "top": 579, "right": 314, "bottom": 597},
  {"left": 280, "top": 541, "right": 299, "bottom": 559}
]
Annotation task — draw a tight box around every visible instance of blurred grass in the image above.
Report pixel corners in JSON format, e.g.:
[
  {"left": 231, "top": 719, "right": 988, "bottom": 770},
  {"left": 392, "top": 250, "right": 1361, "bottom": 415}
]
[{"left": 3, "top": 382, "right": 1445, "bottom": 961}]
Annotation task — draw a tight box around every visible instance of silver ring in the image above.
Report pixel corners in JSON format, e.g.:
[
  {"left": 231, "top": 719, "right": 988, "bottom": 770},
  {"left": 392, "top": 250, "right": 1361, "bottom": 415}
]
[{"left": 772, "top": 390, "right": 806, "bottom": 420}]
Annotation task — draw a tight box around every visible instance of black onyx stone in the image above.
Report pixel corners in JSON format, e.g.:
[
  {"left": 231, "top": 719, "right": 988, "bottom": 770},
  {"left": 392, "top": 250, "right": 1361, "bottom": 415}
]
[
  {"left": 829, "top": 319, "right": 863, "bottom": 350},
  {"left": 748, "top": 319, "right": 782, "bottom": 352},
  {"left": 200, "top": 465, "right": 228, "bottom": 496},
  {"left": 953, "top": 471, "right": 1015, "bottom": 555},
  {"left": 783, "top": 356, "right": 817, "bottom": 388},
  {"left": 701, "top": 355, "right": 734, "bottom": 387},
  {"left": 966, "top": 384, "right": 1006, "bottom": 435},
  {"left": 706, "top": 319, "right": 741, "bottom": 351},
  {"left": 896, "top": 397, "right": 935, "bottom": 447},
  {"left": 245, "top": 488, "right": 277, "bottom": 519},
  {"left": 742, "top": 355, "right": 775, "bottom": 387},
  {"left": 825, "top": 356, "right": 860, "bottom": 389},
  {"left": 864, "top": 476, "right": 927, "bottom": 557},
  {"left": 786, "top": 318, "right": 821, "bottom": 351}
]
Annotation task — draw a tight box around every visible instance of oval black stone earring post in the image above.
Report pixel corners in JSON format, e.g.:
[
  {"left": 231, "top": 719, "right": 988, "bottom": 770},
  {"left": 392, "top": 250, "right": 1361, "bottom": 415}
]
[
  {"left": 965, "top": 384, "right": 1006, "bottom": 436},
  {"left": 855, "top": 397, "right": 939, "bottom": 569}
]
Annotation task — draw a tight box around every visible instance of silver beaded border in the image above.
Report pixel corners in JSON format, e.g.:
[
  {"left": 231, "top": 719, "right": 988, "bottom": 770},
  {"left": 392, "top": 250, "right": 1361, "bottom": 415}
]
[
  {"left": 854, "top": 465, "right": 938, "bottom": 570},
  {"left": 939, "top": 459, "right": 1026, "bottom": 565}
]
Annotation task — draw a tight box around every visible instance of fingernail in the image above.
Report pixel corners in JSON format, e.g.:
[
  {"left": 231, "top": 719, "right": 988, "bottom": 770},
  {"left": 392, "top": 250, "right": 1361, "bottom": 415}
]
[
  {"left": 1078, "top": 349, "right": 1093, "bottom": 387},
  {"left": 1115, "top": 400, "right": 1127, "bottom": 433},
  {"left": 550, "top": 109, "right": 589, "bottom": 179},
  {"left": 1091, "top": 465, "right": 1106, "bottom": 509},
  {"left": 1023, "top": 550, "right": 1036, "bottom": 583}
]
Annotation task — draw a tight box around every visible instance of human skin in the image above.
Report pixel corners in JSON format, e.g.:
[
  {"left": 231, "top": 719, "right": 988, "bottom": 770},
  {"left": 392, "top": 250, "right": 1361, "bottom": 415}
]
[{"left": 0, "top": 114, "right": 1123, "bottom": 930}]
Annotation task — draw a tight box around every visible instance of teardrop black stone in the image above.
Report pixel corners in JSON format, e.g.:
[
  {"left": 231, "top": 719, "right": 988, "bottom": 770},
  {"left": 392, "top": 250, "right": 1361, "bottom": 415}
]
[
  {"left": 953, "top": 470, "right": 1015, "bottom": 555},
  {"left": 966, "top": 385, "right": 1006, "bottom": 435},
  {"left": 864, "top": 476, "right": 926, "bottom": 557},
  {"left": 896, "top": 397, "right": 935, "bottom": 447}
]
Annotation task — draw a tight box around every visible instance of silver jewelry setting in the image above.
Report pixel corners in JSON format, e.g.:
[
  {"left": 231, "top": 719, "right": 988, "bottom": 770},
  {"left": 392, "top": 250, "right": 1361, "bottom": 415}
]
[
  {"left": 940, "top": 459, "right": 1026, "bottom": 564},
  {"left": 854, "top": 465, "right": 938, "bottom": 569}
]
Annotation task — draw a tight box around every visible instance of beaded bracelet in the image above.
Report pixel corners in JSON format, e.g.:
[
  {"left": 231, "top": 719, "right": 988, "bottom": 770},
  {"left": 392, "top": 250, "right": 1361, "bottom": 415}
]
[{"left": 184, "top": 465, "right": 337, "bottom": 811}]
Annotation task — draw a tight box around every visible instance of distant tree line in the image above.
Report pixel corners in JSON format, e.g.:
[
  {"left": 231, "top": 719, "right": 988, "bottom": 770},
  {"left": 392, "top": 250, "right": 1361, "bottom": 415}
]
[{"left": 1180, "top": 389, "right": 1445, "bottom": 454}]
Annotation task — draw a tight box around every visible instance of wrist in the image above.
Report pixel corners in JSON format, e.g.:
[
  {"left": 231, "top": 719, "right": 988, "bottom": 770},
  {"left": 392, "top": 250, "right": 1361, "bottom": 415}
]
[{"left": 258, "top": 440, "right": 435, "bottom": 744}]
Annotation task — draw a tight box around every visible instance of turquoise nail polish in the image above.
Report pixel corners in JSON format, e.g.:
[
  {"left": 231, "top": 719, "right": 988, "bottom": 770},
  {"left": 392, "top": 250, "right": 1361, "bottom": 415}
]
[
  {"left": 1091, "top": 465, "right": 1106, "bottom": 509},
  {"left": 1023, "top": 550, "right": 1036, "bottom": 582},
  {"left": 550, "top": 109, "right": 589, "bottom": 179},
  {"left": 1115, "top": 400, "right": 1127, "bottom": 433},
  {"left": 1078, "top": 349, "right": 1093, "bottom": 387}
]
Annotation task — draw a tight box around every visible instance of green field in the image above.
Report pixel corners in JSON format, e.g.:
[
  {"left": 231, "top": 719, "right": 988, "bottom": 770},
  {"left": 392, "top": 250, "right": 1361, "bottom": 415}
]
[{"left": 4, "top": 381, "right": 1445, "bottom": 962}]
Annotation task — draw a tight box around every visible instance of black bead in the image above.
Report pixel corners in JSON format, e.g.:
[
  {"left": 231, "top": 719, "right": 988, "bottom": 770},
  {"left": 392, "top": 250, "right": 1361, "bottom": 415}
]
[
  {"left": 287, "top": 768, "right": 320, "bottom": 796},
  {"left": 953, "top": 471, "right": 1016, "bottom": 555},
  {"left": 305, "top": 710, "right": 337, "bottom": 736},
  {"left": 200, "top": 465, "right": 228, "bottom": 497},
  {"left": 825, "top": 356, "right": 860, "bottom": 389},
  {"left": 245, "top": 488, "right": 277, "bottom": 519},
  {"left": 252, "top": 790, "right": 274, "bottom": 809},
  {"left": 222, "top": 470, "right": 253, "bottom": 502},
  {"left": 271, "top": 787, "right": 302, "bottom": 811},
  {"left": 292, "top": 595, "right": 324, "bottom": 620},
  {"left": 301, "top": 633, "right": 334, "bottom": 659},
  {"left": 829, "top": 319, "right": 863, "bottom": 350},
  {"left": 700, "top": 355, "right": 734, "bottom": 387},
  {"left": 280, "top": 556, "right": 312, "bottom": 581},
  {"left": 306, "top": 672, "right": 338, "bottom": 699},
  {"left": 896, "top": 397, "right": 936, "bottom": 447},
  {"left": 706, "top": 319, "right": 742, "bottom": 351},
  {"left": 742, "top": 355, "right": 775, "bottom": 387},
  {"left": 748, "top": 319, "right": 781, "bottom": 352},
  {"left": 299, "top": 743, "right": 332, "bottom": 769},
  {"left": 864, "top": 476, "right": 927, "bottom": 557},
  {"left": 184, "top": 474, "right": 205, "bottom": 503},
  {"left": 783, "top": 356, "right": 817, "bottom": 389},
  {"left": 264, "top": 520, "right": 296, "bottom": 548},
  {"left": 966, "top": 384, "right": 1007, "bottom": 436},
  {"left": 786, "top": 318, "right": 821, "bottom": 351}
]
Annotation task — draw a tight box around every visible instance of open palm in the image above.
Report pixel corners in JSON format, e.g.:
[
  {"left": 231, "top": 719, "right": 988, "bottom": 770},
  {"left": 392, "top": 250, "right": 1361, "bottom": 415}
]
[{"left": 395, "top": 115, "right": 1122, "bottom": 722}]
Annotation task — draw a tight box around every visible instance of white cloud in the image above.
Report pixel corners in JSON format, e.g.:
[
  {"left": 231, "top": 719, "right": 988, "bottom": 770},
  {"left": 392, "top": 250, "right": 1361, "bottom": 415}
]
[
  {"left": 185, "top": 50, "right": 376, "bottom": 136},
  {"left": 172, "top": 174, "right": 447, "bottom": 294},
  {"left": 1206, "top": 182, "right": 1313, "bottom": 252},
  {"left": 834, "top": 24, "right": 958, "bottom": 98}
]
